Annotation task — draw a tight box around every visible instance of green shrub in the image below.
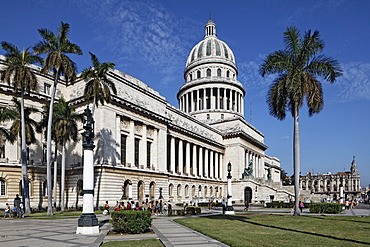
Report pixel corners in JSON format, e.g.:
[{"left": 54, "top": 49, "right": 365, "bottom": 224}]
[
  {"left": 309, "top": 203, "right": 343, "bottom": 214},
  {"left": 111, "top": 210, "right": 152, "bottom": 234},
  {"left": 185, "top": 206, "right": 202, "bottom": 215}
]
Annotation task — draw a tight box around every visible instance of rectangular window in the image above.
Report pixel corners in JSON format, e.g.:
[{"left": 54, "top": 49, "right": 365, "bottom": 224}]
[
  {"left": 121, "top": 135, "right": 127, "bottom": 165},
  {"left": 0, "top": 180, "right": 5, "bottom": 196},
  {"left": 147, "top": 141, "right": 151, "bottom": 168},
  {"left": 134, "top": 138, "right": 140, "bottom": 167},
  {"left": 42, "top": 144, "right": 47, "bottom": 163},
  {"left": 0, "top": 145, "right": 5, "bottom": 158},
  {"left": 44, "top": 83, "right": 51, "bottom": 95}
]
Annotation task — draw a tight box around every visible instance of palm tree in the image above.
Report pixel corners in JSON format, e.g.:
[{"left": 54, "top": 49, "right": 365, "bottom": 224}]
[
  {"left": 33, "top": 22, "right": 82, "bottom": 215},
  {"left": 53, "top": 98, "right": 83, "bottom": 211},
  {"left": 9, "top": 97, "right": 39, "bottom": 145},
  {"left": 0, "top": 107, "right": 17, "bottom": 146},
  {"left": 0, "top": 42, "right": 42, "bottom": 214},
  {"left": 80, "top": 52, "right": 117, "bottom": 114},
  {"left": 259, "top": 26, "right": 342, "bottom": 216}
]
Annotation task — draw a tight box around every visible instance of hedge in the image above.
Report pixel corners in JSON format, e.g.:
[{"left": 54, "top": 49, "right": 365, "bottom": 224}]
[
  {"left": 111, "top": 210, "right": 152, "bottom": 233},
  {"left": 265, "top": 201, "right": 291, "bottom": 208},
  {"left": 309, "top": 203, "right": 343, "bottom": 214}
]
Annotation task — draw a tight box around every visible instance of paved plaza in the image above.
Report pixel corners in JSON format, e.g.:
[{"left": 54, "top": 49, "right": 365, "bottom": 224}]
[{"left": 0, "top": 205, "right": 369, "bottom": 247}]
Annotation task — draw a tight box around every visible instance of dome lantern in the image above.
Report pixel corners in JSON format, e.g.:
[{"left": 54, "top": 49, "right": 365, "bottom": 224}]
[{"left": 205, "top": 20, "right": 216, "bottom": 37}]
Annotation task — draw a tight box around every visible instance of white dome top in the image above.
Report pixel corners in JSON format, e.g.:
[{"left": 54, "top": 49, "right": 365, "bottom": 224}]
[{"left": 185, "top": 20, "right": 236, "bottom": 69}]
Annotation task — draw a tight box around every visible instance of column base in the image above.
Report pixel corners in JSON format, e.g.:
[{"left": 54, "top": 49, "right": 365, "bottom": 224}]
[
  {"left": 76, "top": 225, "right": 100, "bottom": 235},
  {"left": 224, "top": 205, "right": 235, "bottom": 215}
]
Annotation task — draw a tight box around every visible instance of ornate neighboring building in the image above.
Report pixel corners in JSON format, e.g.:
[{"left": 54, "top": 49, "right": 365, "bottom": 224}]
[
  {"left": 0, "top": 20, "right": 293, "bottom": 210},
  {"left": 299, "top": 157, "right": 361, "bottom": 202}
]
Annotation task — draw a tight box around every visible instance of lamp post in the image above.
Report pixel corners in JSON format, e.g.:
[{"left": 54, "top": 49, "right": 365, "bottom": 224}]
[
  {"left": 76, "top": 106, "right": 99, "bottom": 235},
  {"left": 225, "top": 161, "right": 235, "bottom": 215}
]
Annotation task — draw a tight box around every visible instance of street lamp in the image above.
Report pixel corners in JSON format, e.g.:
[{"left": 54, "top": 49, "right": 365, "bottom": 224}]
[
  {"left": 225, "top": 161, "right": 235, "bottom": 215},
  {"left": 76, "top": 106, "right": 99, "bottom": 235}
]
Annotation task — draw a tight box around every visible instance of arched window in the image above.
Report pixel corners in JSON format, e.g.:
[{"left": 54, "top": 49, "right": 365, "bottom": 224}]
[
  {"left": 149, "top": 181, "right": 156, "bottom": 200},
  {"left": 138, "top": 181, "right": 144, "bottom": 202},
  {"left": 217, "top": 68, "right": 221, "bottom": 77},
  {"left": 185, "top": 185, "right": 189, "bottom": 197},
  {"left": 189, "top": 74, "right": 192, "bottom": 81},
  {"left": 226, "top": 71, "right": 230, "bottom": 78},
  {"left": 206, "top": 69, "right": 211, "bottom": 77},
  {"left": 169, "top": 184, "right": 174, "bottom": 197},
  {"left": 177, "top": 184, "right": 182, "bottom": 197},
  {"left": 204, "top": 186, "right": 208, "bottom": 197},
  {"left": 0, "top": 179, "right": 6, "bottom": 196},
  {"left": 197, "top": 71, "right": 201, "bottom": 79},
  {"left": 210, "top": 186, "right": 213, "bottom": 196},
  {"left": 192, "top": 185, "right": 196, "bottom": 197}
]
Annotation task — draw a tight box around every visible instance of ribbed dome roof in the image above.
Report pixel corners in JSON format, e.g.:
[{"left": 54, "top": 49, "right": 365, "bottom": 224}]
[{"left": 185, "top": 20, "right": 236, "bottom": 68}]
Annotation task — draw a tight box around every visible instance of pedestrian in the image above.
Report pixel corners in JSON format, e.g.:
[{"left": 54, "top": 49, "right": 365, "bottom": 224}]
[
  {"left": 4, "top": 203, "right": 10, "bottom": 218},
  {"left": 14, "top": 194, "right": 21, "bottom": 218},
  {"left": 345, "top": 200, "right": 349, "bottom": 210},
  {"left": 12, "top": 204, "right": 17, "bottom": 218},
  {"left": 114, "top": 201, "right": 119, "bottom": 211},
  {"left": 183, "top": 201, "right": 187, "bottom": 210},
  {"left": 299, "top": 201, "right": 304, "bottom": 213},
  {"left": 19, "top": 202, "right": 24, "bottom": 218},
  {"left": 159, "top": 200, "right": 163, "bottom": 214},
  {"left": 222, "top": 199, "right": 226, "bottom": 214},
  {"left": 168, "top": 201, "right": 172, "bottom": 216},
  {"left": 244, "top": 201, "right": 249, "bottom": 211},
  {"left": 104, "top": 201, "right": 110, "bottom": 215}
]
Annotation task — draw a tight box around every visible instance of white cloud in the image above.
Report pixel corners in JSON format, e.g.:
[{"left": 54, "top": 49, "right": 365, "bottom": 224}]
[
  {"left": 238, "top": 57, "right": 276, "bottom": 97},
  {"left": 75, "top": 0, "right": 200, "bottom": 86},
  {"left": 335, "top": 62, "right": 370, "bottom": 102}
]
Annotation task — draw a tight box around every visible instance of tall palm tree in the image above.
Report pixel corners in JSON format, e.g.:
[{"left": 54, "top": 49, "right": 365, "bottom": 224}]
[
  {"left": 259, "top": 26, "right": 342, "bottom": 216},
  {"left": 33, "top": 22, "right": 82, "bottom": 215},
  {"left": 0, "top": 42, "right": 42, "bottom": 214},
  {"left": 53, "top": 98, "right": 84, "bottom": 211},
  {"left": 80, "top": 52, "right": 117, "bottom": 114}
]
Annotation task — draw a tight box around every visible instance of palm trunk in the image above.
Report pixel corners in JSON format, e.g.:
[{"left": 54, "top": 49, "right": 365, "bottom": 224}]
[
  {"left": 61, "top": 137, "right": 66, "bottom": 212},
  {"left": 293, "top": 106, "right": 301, "bottom": 216},
  {"left": 53, "top": 143, "right": 58, "bottom": 209},
  {"left": 20, "top": 87, "right": 31, "bottom": 214},
  {"left": 46, "top": 71, "right": 59, "bottom": 216}
]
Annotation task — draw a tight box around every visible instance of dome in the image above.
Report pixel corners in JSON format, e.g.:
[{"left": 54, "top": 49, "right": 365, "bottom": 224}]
[{"left": 185, "top": 20, "right": 236, "bottom": 70}]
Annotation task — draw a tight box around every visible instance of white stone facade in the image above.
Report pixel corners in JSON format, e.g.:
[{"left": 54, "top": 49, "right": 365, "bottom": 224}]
[{"left": 0, "top": 20, "right": 293, "bottom": 210}]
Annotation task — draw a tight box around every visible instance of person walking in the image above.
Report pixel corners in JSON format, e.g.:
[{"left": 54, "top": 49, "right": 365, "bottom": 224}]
[
  {"left": 14, "top": 194, "right": 21, "bottom": 218},
  {"left": 4, "top": 203, "right": 11, "bottom": 218},
  {"left": 299, "top": 201, "right": 304, "bottom": 213}
]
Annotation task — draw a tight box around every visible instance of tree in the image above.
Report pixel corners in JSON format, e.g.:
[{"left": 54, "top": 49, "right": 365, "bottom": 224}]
[
  {"left": 53, "top": 98, "right": 83, "bottom": 211},
  {"left": 33, "top": 22, "right": 82, "bottom": 215},
  {"left": 259, "top": 26, "right": 342, "bottom": 216},
  {"left": 0, "top": 42, "right": 42, "bottom": 214},
  {"left": 0, "top": 107, "right": 17, "bottom": 146},
  {"left": 80, "top": 52, "right": 117, "bottom": 114}
]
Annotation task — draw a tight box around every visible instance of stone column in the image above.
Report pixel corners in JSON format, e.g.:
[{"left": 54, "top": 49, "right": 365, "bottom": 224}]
[
  {"left": 210, "top": 88, "right": 215, "bottom": 110},
  {"left": 204, "top": 148, "right": 209, "bottom": 178},
  {"left": 170, "top": 137, "right": 175, "bottom": 173},
  {"left": 209, "top": 150, "right": 214, "bottom": 179},
  {"left": 140, "top": 125, "right": 147, "bottom": 168},
  {"left": 219, "top": 154, "right": 223, "bottom": 179},
  {"left": 199, "top": 147, "right": 203, "bottom": 178},
  {"left": 116, "top": 115, "right": 121, "bottom": 164},
  {"left": 192, "top": 145, "right": 197, "bottom": 177},
  {"left": 203, "top": 88, "right": 207, "bottom": 110},
  {"left": 127, "top": 120, "right": 135, "bottom": 166},
  {"left": 241, "top": 94, "right": 244, "bottom": 115},
  {"left": 178, "top": 139, "right": 183, "bottom": 175},
  {"left": 215, "top": 152, "right": 219, "bottom": 179},
  {"left": 152, "top": 129, "right": 158, "bottom": 170},
  {"left": 185, "top": 142, "right": 190, "bottom": 176},
  {"left": 191, "top": 91, "right": 194, "bottom": 112}
]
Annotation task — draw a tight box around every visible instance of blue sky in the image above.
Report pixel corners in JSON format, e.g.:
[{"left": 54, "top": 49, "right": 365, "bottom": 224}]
[{"left": 2, "top": 0, "right": 370, "bottom": 187}]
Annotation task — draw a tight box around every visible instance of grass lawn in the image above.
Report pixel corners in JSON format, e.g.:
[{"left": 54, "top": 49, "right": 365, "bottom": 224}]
[
  {"left": 175, "top": 214, "right": 370, "bottom": 247},
  {"left": 101, "top": 239, "right": 163, "bottom": 247}
]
